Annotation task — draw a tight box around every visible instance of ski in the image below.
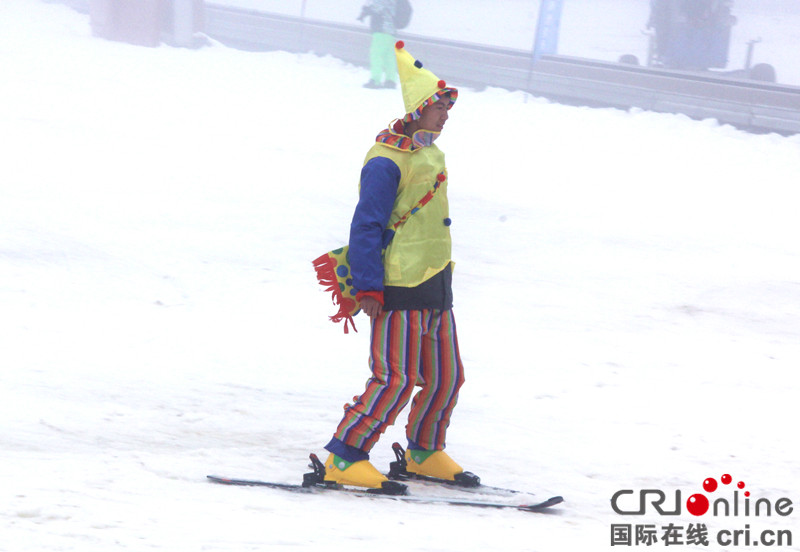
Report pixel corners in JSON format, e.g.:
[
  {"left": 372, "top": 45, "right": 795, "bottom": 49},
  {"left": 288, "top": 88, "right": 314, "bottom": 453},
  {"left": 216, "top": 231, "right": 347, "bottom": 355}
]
[
  {"left": 207, "top": 451, "right": 563, "bottom": 513},
  {"left": 207, "top": 474, "right": 563, "bottom": 512},
  {"left": 387, "top": 442, "right": 538, "bottom": 498}
]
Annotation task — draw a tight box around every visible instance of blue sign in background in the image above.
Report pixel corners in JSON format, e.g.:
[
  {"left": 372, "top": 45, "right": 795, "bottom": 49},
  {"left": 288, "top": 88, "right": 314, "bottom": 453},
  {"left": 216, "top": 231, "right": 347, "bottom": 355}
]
[{"left": 532, "top": 0, "right": 564, "bottom": 60}]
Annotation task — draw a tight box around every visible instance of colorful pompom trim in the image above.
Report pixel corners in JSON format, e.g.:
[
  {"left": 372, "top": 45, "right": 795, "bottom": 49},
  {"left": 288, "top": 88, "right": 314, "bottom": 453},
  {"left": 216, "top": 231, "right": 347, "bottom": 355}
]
[{"left": 402, "top": 88, "right": 459, "bottom": 122}]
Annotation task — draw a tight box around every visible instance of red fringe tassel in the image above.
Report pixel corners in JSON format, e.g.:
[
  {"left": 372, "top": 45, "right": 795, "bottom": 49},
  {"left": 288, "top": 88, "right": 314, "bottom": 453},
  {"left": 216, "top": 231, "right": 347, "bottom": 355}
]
[{"left": 312, "top": 253, "right": 357, "bottom": 334}]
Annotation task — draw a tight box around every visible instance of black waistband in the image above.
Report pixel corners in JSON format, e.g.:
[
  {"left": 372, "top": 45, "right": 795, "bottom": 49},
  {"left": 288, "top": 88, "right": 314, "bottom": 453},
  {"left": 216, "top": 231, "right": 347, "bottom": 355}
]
[{"left": 382, "top": 264, "right": 453, "bottom": 311}]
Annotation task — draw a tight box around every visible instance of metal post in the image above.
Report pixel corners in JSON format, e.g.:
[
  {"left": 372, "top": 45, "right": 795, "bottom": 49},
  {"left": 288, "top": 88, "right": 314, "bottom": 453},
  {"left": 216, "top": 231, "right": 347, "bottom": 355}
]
[
  {"left": 299, "top": 0, "right": 308, "bottom": 51},
  {"left": 745, "top": 37, "right": 761, "bottom": 70}
]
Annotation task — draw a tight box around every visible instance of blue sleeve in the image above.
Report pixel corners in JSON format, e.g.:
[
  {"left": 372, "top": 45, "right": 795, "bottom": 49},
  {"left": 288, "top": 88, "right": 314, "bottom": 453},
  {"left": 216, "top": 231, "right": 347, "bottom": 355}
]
[{"left": 349, "top": 156, "right": 400, "bottom": 293}]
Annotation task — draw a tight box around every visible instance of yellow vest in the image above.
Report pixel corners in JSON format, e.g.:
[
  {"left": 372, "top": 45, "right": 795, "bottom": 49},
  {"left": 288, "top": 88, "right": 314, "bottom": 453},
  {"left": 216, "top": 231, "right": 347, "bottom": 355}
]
[{"left": 363, "top": 142, "right": 452, "bottom": 288}]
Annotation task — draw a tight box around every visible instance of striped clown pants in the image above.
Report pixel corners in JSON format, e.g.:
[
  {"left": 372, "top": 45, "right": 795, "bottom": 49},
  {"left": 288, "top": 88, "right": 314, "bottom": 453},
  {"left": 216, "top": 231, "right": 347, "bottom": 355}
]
[{"left": 333, "top": 309, "right": 466, "bottom": 453}]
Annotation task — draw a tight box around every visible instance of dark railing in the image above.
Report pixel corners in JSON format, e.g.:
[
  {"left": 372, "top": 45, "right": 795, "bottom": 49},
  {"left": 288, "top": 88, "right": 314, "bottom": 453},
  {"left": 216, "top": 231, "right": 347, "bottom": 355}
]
[{"left": 204, "top": 4, "right": 800, "bottom": 135}]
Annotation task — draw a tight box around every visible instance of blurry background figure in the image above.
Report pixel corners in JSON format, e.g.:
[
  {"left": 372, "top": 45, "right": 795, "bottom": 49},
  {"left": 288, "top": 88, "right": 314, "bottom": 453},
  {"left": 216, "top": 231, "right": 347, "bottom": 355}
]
[
  {"left": 358, "top": 0, "right": 408, "bottom": 88},
  {"left": 647, "top": 0, "right": 735, "bottom": 70}
]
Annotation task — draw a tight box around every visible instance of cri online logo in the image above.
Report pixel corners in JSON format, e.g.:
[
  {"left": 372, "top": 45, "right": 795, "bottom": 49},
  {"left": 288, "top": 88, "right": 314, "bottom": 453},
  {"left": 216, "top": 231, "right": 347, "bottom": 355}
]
[
  {"left": 611, "top": 474, "right": 794, "bottom": 517},
  {"left": 688, "top": 474, "right": 747, "bottom": 516}
]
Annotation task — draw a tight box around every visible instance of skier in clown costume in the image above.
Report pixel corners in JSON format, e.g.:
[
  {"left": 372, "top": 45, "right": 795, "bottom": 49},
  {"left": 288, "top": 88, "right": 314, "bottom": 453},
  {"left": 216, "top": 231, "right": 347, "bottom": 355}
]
[{"left": 320, "top": 42, "right": 473, "bottom": 491}]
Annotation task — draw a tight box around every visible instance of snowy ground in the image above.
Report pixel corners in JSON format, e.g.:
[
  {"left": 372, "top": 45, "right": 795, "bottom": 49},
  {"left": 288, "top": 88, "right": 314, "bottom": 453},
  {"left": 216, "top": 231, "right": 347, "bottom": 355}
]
[{"left": 2, "top": 1, "right": 800, "bottom": 551}]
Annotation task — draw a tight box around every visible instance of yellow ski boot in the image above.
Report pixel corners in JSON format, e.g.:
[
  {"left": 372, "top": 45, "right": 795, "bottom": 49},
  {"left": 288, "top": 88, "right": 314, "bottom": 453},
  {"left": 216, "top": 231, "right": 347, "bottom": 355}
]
[
  {"left": 390, "top": 442, "right": 480, "bottom": 487},
  {"left": 323, "top": 454, "right": 387, "bottom": 488},
  {"left": 319, "top": 453, "right": 407, "bottom": 495}
]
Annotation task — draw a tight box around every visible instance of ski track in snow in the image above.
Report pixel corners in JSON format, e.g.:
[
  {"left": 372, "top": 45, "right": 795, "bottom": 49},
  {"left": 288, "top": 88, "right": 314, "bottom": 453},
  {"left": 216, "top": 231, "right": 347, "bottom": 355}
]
[{"left": 2, "top": 1, "right": 799, "bottom": 551}]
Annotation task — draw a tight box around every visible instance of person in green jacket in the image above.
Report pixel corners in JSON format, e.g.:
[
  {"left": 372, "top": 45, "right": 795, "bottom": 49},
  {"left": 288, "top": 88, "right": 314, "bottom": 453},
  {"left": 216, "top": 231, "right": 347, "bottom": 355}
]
[{"left": 357, "top": 0, "right": 398, "bottom": 88}]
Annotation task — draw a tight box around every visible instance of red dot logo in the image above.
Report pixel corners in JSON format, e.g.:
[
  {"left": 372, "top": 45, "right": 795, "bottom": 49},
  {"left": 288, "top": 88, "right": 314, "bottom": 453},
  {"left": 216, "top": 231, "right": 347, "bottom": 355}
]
[
  {"left": 683, "top": 473, "right": 756, "bottom": 516},
  {"left": 686, "top": 493, "right": 710, "bottom": 516}
]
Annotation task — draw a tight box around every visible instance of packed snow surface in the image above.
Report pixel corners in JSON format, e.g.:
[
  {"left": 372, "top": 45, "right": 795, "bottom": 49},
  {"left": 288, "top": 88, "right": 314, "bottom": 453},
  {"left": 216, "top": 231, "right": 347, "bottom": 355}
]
[{"left": 2, "top": 1, "right": 799, "bottom": 551}]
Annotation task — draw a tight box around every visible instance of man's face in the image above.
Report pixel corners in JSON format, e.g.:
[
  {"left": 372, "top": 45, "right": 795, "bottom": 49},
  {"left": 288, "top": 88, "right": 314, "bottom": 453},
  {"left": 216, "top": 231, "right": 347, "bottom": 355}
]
[{"left": 416, "top": 97, "right": 451, "bottom": 133}]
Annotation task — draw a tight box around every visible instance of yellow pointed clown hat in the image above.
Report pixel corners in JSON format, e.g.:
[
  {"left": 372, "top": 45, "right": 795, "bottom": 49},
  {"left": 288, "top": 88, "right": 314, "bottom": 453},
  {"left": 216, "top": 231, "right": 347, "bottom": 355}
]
[{"left": 395, "top": 41, "right": 458, "bottom": 122}]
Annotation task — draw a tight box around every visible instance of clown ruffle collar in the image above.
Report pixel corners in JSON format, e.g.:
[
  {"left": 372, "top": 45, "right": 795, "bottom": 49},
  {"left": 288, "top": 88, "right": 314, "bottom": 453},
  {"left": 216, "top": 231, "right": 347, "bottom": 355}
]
[{"left": 375, "top": 119, "right": 440, "bottom": 152}]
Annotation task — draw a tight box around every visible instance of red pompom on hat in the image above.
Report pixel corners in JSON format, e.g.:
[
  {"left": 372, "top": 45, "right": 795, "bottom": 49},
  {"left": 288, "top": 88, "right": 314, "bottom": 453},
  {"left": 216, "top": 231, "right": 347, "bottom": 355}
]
[
  {"left": 395, "top": 40, "right": 405, "bottom": 49},
  {"left": 437, "top": 173, "right": 446, "bottom": 182},
  {"left": 438, "top": 80, "right": 446, "bottom": 89}
]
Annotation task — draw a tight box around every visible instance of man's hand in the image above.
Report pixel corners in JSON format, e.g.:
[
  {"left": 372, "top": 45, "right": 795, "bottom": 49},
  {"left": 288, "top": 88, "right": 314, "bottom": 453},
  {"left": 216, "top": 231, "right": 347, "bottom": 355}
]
[{"left": 359, "top": 296, "right": 383, "bottom": 318}]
